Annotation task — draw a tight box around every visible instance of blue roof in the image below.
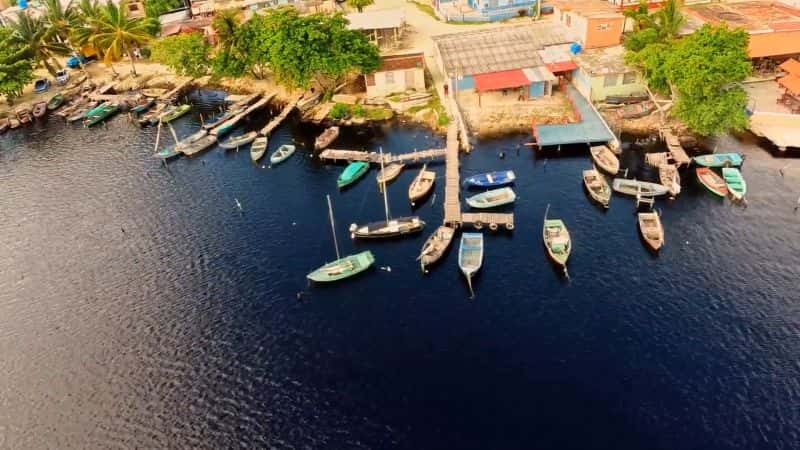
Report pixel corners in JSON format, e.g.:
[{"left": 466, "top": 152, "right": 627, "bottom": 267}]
[{"left": 535, "top": 85, "right": 614, "bottom": 147}]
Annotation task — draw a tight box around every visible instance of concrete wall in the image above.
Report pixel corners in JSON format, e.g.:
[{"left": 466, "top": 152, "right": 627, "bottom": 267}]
[
  {"left": 555, "top": 7, "right": 588, "bottom": 45},
  {"left": 589, "top": 72, "right": 645, "bottom": 101},
  {"left": 529, "top": 81, "right": 545, "bottom": 97},
  {"left": 366, "top": 68, "right": 426, "bottom": 97},
  {"left": 584, "top": 16, "right": 624, "bottom": 48},
  {"left": 572, "top": 68, "right": 592, "bottom": 100}
]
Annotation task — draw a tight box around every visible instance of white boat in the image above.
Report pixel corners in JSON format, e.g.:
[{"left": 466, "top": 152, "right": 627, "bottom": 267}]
[
  {"left": 612, "top": 178, "right": 669, "bottom": 197},
  {"left": 590, "top": 145, "right": 620, "bottom": 175}
]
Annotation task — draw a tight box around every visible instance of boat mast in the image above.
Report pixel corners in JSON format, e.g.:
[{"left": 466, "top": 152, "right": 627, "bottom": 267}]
[
  {"left": 327, "top": 194, "right": 340, "bottom": 260},
  {"left": 379, "top": 146, "right": 390, "bottom": 222}
]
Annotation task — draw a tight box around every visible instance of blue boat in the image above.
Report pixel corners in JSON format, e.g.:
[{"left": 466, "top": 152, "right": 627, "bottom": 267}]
[
  {"left": 131, "top": 99, "right": 155, "bottom": 114},
  {"left": 693, "top": 153, "right": 743, "bottom": 168},
  {"left": 463, "top": 170, "right": 516, "bottom": 188},
  {"left": 458, "top": 232, "right": 484, "bottom": 298}
]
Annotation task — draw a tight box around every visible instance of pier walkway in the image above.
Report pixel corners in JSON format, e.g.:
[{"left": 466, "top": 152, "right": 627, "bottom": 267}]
[
  {"left": 318, "top": 148, "right": 446, "bottom": 164},
  {"left": 260, "top": 95, "right": 301, "bottom": 136},
  {"left": 533, "top": 85, "right": 616, "bottom": 148}
]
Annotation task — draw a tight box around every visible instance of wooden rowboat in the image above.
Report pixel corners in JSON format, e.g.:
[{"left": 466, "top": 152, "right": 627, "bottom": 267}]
[
  {"left": 32, "top": 101, "right": 48, "bottom": 118},
  {"left": 250, "top": 136, "right": 268, "bottom": 162},
  {"left": 159, "top": 104, "right": 191, "bottom": 123},
  {"left": 139, "top": 103, "right": 166, "bottom": 126},
  {"left": 84, "top": 103, "right": 119, "bottom": 127},
  {"left": 219, "top": 131, "right": 257, "bottom": 150},
  {"left": 638, "top": 212, "right": 664, "bottom": 252},
  {"left": 376, "top": 162, "right": 404, "bottom": 185},
  {"left": 408, "top": 164, "right": 436, "bottom": 205},
  {"left": 590, "top": 145, "right": 620, "bottom": 175},
  {"left": 693, "top": 153, "right": 743, "bottom": 168},
  {"left": 617, "top": 101, "right": 655, "bottom": 119},
  {"left": 465, "top": 187, "right": 516, "bottom": 209},
  {"left": 46, "top": 93, "right": 65, "bottom": 110},
  {"left": 542, "top": 204, "right": 571, "bottom": 274},
  {"left": 463, "top": 170, "right": 516, "bottom": 188},
  {"left": 141, "top": 88, "right": 167, "bottom": 98},
  {"left": 270, "top": 144, "right": 296, "bottom": 165},
  {"left": 722, "top": 167, "right": 746, "bottom": 201},
  {"left": 696, "top": 167, "right": 728, "bottom": 197},
  {"left": 658, "top": 164, "right": 681, "bottom": 197},
  {"left": 458, "top": 232, "right": 484, "bottom": 298},
  {"left": 418, "top": 225, "right": 455, "bottom": 272},
  {"left": 612, "top": 178, "right": 669, "bottom": 197},
  {"left": 314, "top": 126, "right": 339, "bottom": 150},
  {"left": 180, "top": 134, "right": 217, "bottom": 157},
  {"left": 582, "top": 168, "right": 610, "bottom": 208}
]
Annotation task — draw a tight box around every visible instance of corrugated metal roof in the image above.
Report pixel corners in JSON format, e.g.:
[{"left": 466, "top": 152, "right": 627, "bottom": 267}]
[
  {"left": 523, "top": 67, "right": 557, "bottom": 82},
  {"left": 346, "top": 9, "right": 405, "bottom": 30},
  {"left": 474, "top": 70, "right": 531, "bottom": 92},
  {"left": 433, "top": 23, "right": 570, "bottom": 76}
]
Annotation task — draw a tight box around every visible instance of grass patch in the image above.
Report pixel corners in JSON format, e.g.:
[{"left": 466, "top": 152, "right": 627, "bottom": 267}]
[
  {"left": 408, "top": 0, "right": 439, "bottom": 20},
  {"left": 329, "top": 103, "right": 350, "bottom": 120},
  {"left": 328, "top": 103, "right": 393, "bottom": 121},
  {"left": 363, "top": 107, "right": 393, "bottom": 120}
]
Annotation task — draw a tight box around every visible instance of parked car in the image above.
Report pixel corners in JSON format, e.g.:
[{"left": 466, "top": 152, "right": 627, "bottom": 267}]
[
  {"left": 55, "top": 69, "right": 70, "bottom": 85},
  {"left": 33, "top": 78, "right": 50, "bottom": 93},
  {"left": 66, "top": 54, "right": 89, "bottom": 69}
]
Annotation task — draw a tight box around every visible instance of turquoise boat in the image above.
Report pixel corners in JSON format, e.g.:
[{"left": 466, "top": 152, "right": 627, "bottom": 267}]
[
  {"left": 153, "top": 146, "right": 181, "bottom": 160},
  {"left": 84, "top": 103, "right": 119, "bottom": 127},
  {"left": 722, "top": 167, "right": 747, "bottom": 201},
  {"left": 159, "top": 104, "right": 191, "bottom": 123},
  {"left": 693, "top": 153, "right": 743, "bottom": 168},
  {"left": 337, "top": 161, "right": 369, "bottom": 188}
]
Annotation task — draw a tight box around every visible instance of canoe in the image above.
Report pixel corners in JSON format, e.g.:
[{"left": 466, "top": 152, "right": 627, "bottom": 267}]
[
  {"left": 139, "top": 103, "right": 167, "bottom": 126},
  {"left": 314, "top": 126, "right": 339, "bottom": 150},
  {"left": 250, "top": 136, "right": 268, "bottom": 162},
  {"left": 463, "top": 170, "right": 516, "bottom": 188},
  {"left": 270, "top": 144, "right": 296, "bottom": 165},
  {"left": 307, "top": 250, "right": 376, "bottom": 283},
  {"left": 46, "top": 93, "right": 65, "bottom": 110},
  {"left": 349, "top": 216, "right": 425, "bottom": 239},
  {"left": 612, "top": 178, "right": 669, "bottom": 197},
  {"left": 0, "top": 118, "right": 9, "bottom": 134},
  {"left": 131, "top": 99, "right": 155, "bottom": 114},
  {"left": 458, "top": 232, "right": 484, "bottom": 297},
  {"left": 419, "top": 225, "right": 456, "bottom": 272},
  {"left": 722, "top": 167, "right": 747, "bottom": 201},
  {"left": 32, "top": 101, "right": 48, "bottom": 118},
  {"left": 201, "top": 106, "right": 244, "bottom": 131},
  {"left": 66, "top": 102, "right": 97, "bottom": 122},
  {"left": 84, "top": 103, "right": 119, "bottom": 127},
  {"left": 159, "top": 104, "right": 191, "bottom": 123},
  {"left": 696, "top": 167, "right": 728, "bottom": 197},
  {"left": 582, "top": 168, "right": 610, "bottom": 208},
  {"left": 55, "top": 99, "right": 84, "bottom": 118},
  {"left": 180, "top": 134, "right": 217, "bottom": 157},
  {"left": 219, "top": 131, "right": 257, "bottom": 150},
  {"left": 543, "top": 206, "right": 571, "bottom": 270},
  {"left": 209, "top": 112, "right": 245, "bottom": 137},
  {"left": 605, "top": 93, "right": 649, "bottom": 105},
  {"left": 590, "top": 145, "right": 620, "bottom": 175},
  {"left": 9, "top": 118, "right": 20, "bottom": 129},
  {"left": 465, "top": 187, "right": 516, "bottom": 209},
  {"left": 693, "top": 153, "right": 743, "bottom": 168},
  {"left": 408, "top": 164, "right": 436, "bottom": 204},
  {"left": 175, "top": 129, "right": 208, "bottom": 151},
  {"left": 141, "top": 88, "right": 167, "bottom": 98},
  {"left": 617, "top": 101, "right": 655, "bottom": 119},
  {"left": 16, "top": 107, "right": 32, "bottom": 125},
  {"left": 376, "top": 162, "right": 404, "bottom": 185},
  {"left": 638, "top": 212, "right": 664, "bottom": 252},
  {"left": 658, "top": 164, "right": 681, "bottom": 197},
  {"left": 337, "top": 161, "right": 369, "bottom": 188},
  {"left": 153, "top": 146, "right": 182, "bottom": 160}
]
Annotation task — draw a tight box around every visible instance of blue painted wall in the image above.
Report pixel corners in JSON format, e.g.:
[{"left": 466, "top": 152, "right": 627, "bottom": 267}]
[
  {"left": 456, "top": 75, "right": 475, "bottom": 91},
  {"left": 459, "top": 0, "right": 536, "bottom": 21},
  {"left": 529, "top": 81, "right": 544, "bottom": 98}
]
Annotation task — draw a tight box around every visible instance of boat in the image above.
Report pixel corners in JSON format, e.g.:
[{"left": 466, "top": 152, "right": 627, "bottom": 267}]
[
  {"left": 270, "top": 144, "right": 296, "bottom": 165},
  {"left": 16, "top": 106, "right": 32, "bottom": 125},
  {"left": 0, "top": 117, "right": 9, "bottom": 134},
  {"left": 180, "top": 134, "right": 217, "bottom": 157},
  {"left": 458, "top": 232, "right": 484, "bottom": 298},
  {"left": 658, "top": 164, "right": 681, "bottom": 197},
  {"left": 696, "top": 167, "right": 728, "bottom": 197},
  {"left": 159, "top": 104, "right": 191, "bottom": 123},
  {"left": 46, "top": 93, "right": 65, "bottom": 110},
  {"left": 638, "top": 212, "right": 664, "bottom": 252},
  {"left": 32, "top": 101, "right": 47, "bottom": 118},
  {"left": 55, "top": 69, "right": 69, "bottom": 85},
  {"left": 9, "top": 118, "right": 20, "bottom": 129},
  {"left": 463, "top": 170, "right": 516, "bottom": 188},
  {"left": 139, "top": 103, "right": 167, "bottom": 126},
  {"left": 131, "top": 98, "right": 155, "bottom": 114},
  {"left": 314, "top": 126, "right": 339, "bottom": 150},
  {"left": 337, "top": 161, "right": 369, "bottom": 188},
  {"left": 617, "top": 101, "right": 655, "bottom": 119},
  {"left": 153, "top": 146, "right": 182, "bottom": 160},
  {"left": 210, "top": 112, "right": 245, "bottom": 137},
  {"left": 201, "top": 106, "right": 244, "bottom": 131},
  {"left": 582, "top": 168, "right": 611, "bottom": 208},
  {"left": 67, "top": 105, "right": 93, "bottom": 123},
  {"left": 542, "top": 204, "right": 571, "bottom": 273},
  {"left": 219, "top": 131, "right": 257, "bottom": 150},
  {"left": 307, "top": 195, "right": 375, "bottom": 283},
  {"left": 376, "top": 162, "right": 404, "bottom": 184},
  {"left": 612, "top": 178, "right": 669, "bottom": 197},
  {"left": 250, "top": 136, "right": 268, "bottom": 162},
  {"left": 605, "top": 93, "right": 649, "bottom": 105},
  {"left": 693, "top": 153, "right": 743, "bottom": 168},
  {"left": 721, "top": 167, "right": 746, "bottom": 201},
  {"left": 175, "top": 129, "right": 208, "bottom": 150},
  {"left": 84, "top": 103, "right": 119, "bottom": 127},
  {"left": 408, "top": 164, "right": 436, "bottom": 204},
  {"left": 34, "top": 78, "right": 50, "bottom": 93},
  {"left": 55, "top": 99, "right": 84, "bottom": 118},
  {"left": 141, "top": 88, "right": 167, "bottom": 98},
  {"left": 465, "top": 187, "right": 516, "bottom": 209},
  {"left": 418, "top": 225, "right": 456, "bottom": 272},
  {"left": 590, "top": 145, "right": 620, "bottom": 175}
]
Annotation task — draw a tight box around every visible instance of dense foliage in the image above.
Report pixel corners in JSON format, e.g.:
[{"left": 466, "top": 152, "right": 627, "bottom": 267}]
[
  {"left": 6, "top": 11, "right": 70, "bottom": 75},
  {"left": 0, "top": 27, "right": 36, "bottom": 105},
  {"left": 83, "top": 0, "right": 154, "bottom": 75},
  {"left": 150, "top": 32, "right": 211, "bottom": 77},
  {"left": 144, "top": 0, "right": 184, "bottom": 18},
  {"left": 346, "top": 0, "right": 374, "bottom": 13}
]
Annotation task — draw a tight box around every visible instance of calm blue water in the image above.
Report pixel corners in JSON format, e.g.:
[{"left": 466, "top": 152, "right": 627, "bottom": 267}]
[{"left": 1, "top": 91, "right": 799, "bottom": 449}]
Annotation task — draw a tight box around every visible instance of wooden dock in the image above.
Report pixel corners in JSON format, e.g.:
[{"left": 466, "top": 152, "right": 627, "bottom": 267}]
[
  {"left": 259, "top": 95, "right": 301, "bottom": 136},
  {"left": 659, "top": 127, "right": 691, "bottom": 167},
  {"left": 318, "top": 148, "right": 446, "bottom": 164},
  {"left": 159, "top": 78, "right": 194, "bottom": 102}
]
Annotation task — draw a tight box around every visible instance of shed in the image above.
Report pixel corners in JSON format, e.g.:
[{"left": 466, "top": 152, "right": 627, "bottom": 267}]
[
  {"left": 365, "top": 53, "right": 426, "bottom": 98},
  {"left": 346, "top": 9, "right": 405, "bottom": 49}
]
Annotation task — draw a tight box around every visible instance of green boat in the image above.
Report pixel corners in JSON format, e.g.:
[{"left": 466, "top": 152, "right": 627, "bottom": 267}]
[
  {"left": 84, "top": 103, "right": 119, "bottom": 127},
  {"left": 337, "top": 161, "right": 369, "bottom": 188},
  {"left": 159, "top": 104, "right": 191, "bottom": 123},
  {"left": 722, "top": 167, "right": 747, "bottom": 201},
  {"left": 46, "top": 93, "right": 64, "bottom": 110}
]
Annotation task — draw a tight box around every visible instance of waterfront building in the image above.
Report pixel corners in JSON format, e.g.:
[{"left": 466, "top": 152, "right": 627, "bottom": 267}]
[
  {"left": 432, "top": 0, "right": 539, "bottom": 22},
  {"left": 365, "top": 53, "right": 426, "bottom": 98},
  {"left": 572, "top": 45, "right": 646, "bottom": 102},
  {"left": 550, "top": 0, "right": 624, "bottom": 49},
  {"left": 345, "top": 9, "right": 406, "bottom": 50}
]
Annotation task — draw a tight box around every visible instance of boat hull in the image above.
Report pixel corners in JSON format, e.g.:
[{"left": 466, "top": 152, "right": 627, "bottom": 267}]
[
  {"left": 219, "top": 132, "right": 258, "bottom": 150},
  {"left": 350, "top": 217, "right": 425, "bottom": 239},
  {"left": 696, "top": 168, "right": 728, "bottom": 197},
  {"left": 582, "top": 169, "right": 611, "bottom": 208},
  {"left": 419, "top": 226, "right": 456, "bottom": 270},
  {"left": 693, "top": 153, "right": 743, "bottom": 168},
  {"left": 270, "top": 145, "right": 296, "bottom": 165},
  {"left": 307, "top": 251, "right": 375, "bottom": 282},
  {"left": 543, "top": 218, "right": 571, "bottom": 269},
  {"left": 638, "top": 212, "right": 664, "bottom": 252},
  {"left": 721, "top": 168, "right": 746, "bottom": 201},
  {"left": 463, "top": 170, "right": 516, "bottom": 188},
  {"left": 465, "top": 187, "right": 516, "bottom": 209},
  {"left": 612, "top": 179, "right": 670, "bottom": 197},
  {"left": 337, "top": 162, "right": 369, "bottom": 188},
  {"left": 250, "top": 137, "right": 268, "bottom": 162},
  {"left": 85, "top": 105, "right": 120, "bottom": 127},
  {"left": 590, "top": 145, "right": 620, "bottom": 175}
]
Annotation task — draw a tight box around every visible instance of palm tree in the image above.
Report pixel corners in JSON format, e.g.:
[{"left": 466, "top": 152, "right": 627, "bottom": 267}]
[
  {"left": 652, "top": 0, "right": 686, "bottom": 40},
  {"left": 7, "top": 11, "right": 70, "bottom": 75},
  {"left": 212, "top": 9, "right": 241, "bottom": 52},
  {"left": 622, "top": 0, "right": 653, "bottom": 32},
  {"left": 89, "top": 0, "right": 151, "bottom": 76}
]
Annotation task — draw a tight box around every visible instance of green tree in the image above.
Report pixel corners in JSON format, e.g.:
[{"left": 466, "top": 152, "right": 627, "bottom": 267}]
[
  {"left": 650, "top": 0, "right": 685, "bottom": 40},
  {"left": 346, "top": 0, "right": 374, "bottom": 13},
  {"left": 144, "top": 0, "right": 183, "bottom": 18},
  {"left": 7, "top": 11, "right": 70, "bottom": 75},
  {"left": 89, "top": 0, "right": 152, "bottom": 76},
  {"left": 150, "top": 32, "right": 211, "bottom": 77},
  {"left": 622, "top": 0, "right": 653, "bottom": 32},
  {"left": 0, "top": 27, "right": 36, "bottom": 105}
]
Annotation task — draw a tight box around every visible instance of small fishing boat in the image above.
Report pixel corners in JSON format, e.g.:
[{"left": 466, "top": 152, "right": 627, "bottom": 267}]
[
  {"left": 658, "top": 164, "right": 681, "bottom": 197},
  {"left": 314, "top": 126, "right": 339, "bottom": 150},
  {"left": 612, "top": 178, "right": 669, "bottom": 197},
  {"left": 696, "top": 167, "right": 728, "bottom": 198},
  {"left": 55, "top": 69, "right": 69, "bottom": 85},
  {"left": 46, "top": 93, "right": 65, "bottom": 110},
  {"left": 693, "top": 153, "right": 743, "bottom": 168},
  {"left": 32, "top": 101, "right": 47, "bottom": 118},
  {"left": 605, "top": 93, "right": 649, "bottom": 105},
  {"left": 270, "top": 144, "right": 296, "bottom": 165},
  {"left": 16, "top": 106, "right": 32, "bottom": 125},
  {"left": 219, "top": 131, "right": 258, "bottom": 150},
  {"left": 141, "top": 88, "right": 167, "bottom": 98},
  {"left": 175, "top": 129, "right": 209, "bottom": 151},
  {"left": 201, "top": 106, "right": 244, "bottom": 131},
  {"left": 458, "top": 232, "right": 484, "bottom": 298},
  {"left": 0, "top": 117, "right": 9, "bottom": 134},
  {"left": 159, "top": 104, "right": 191, "bottom": 123},
  {"left": 408, "top": 164, "right": 436, "bottom": 204},
  {"left": 139, "top": 103, "right": 167, "bottom": 126},
  {"left": 376, "top": 162, "right": 404, "bottom": 185},
  {"left": 210, "top": 112, "right": 245, "bottom": 137},
  {"left": 463, "top": 170, "right": 516, "bottom": 188},
  {"left": 34, "top": 78, "right": 50, "bottom": 93},
  {"left": 55, "top": 99, "right": 84, "bottom": 118},
  {"left": 722, "top": 167, "right": 747, "bottom": 201},
  {"left": 617, "top": 101, "right": 655, "bottom": 119},
  {"left": 418, "top": 225, "right": 455, "bottom": 272},
  {"left": 307, "top": 195, "right": 375, "bottom": 283},
  {"left": 465, "top": 187, "right": 516, "bottom": 209},
  {"left": 582, "top": 168, "right": 611, "bottom": 208},
  {"left": 337, "top": 161, "right": 369, "bottom": 188},
  {"left": 131, "top": 98, "right": 155, "bottom": 114},
  {"left": 250, "top": 136, "right": 268, "bottom": 162},
  {"left": 84, "top": 103, "right": 119, "bottom": 127},
  {"left": 590, "top": 145, "right": 620, "bottom": 175},
  {"left": 180, "top": 134, "right": 217, "bottom": 157},
  {"left": 82, "top": 101, "right": 109, "bottom": 118},
  {"left": 542, "top": 205, "right": 571, "bottom": 273},
  {"left": 153, "top": 146, "right": 182, "bottom": 160},
  {"left": 638, "top": 211, "right": 664, "bottom": 252}
]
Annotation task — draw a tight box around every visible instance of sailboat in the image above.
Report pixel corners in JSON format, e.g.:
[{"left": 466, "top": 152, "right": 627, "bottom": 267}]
[
  {"left": 349, "top": 147, "right": 425, "bottom": 239},
  {"left": 458, "top": 232, "right": 484, "bottom": 298},
  {"left": 307, "top": 195, "right": 375, "bottom": 283}
]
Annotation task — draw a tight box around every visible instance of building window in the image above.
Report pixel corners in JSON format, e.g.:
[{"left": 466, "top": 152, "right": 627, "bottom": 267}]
[
  {"left": 365, "top": 73, "right": 375, "bottom": 87},
  {"left": 566, "top": 15, "right": 571, "bottom": 27},
  {"left": 622, "top": 72, "right": 638, "bottom": 85},
  {"left": 597, "top": 23, "right": 609, "bottom": 31},
  {"left": 385, "top": 71, "right": 395, "bottom": 84},
  {"left": 603, "top": 74, "right": 618, "bottom": 87}
]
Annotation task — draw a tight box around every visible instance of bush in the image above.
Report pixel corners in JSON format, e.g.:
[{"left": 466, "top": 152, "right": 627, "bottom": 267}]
[
  {"left": 352, "top": 104, "right": 366, "bottom": 118},
  {"left": 329, "top": 103, "right": 351, "bottom": 120}
]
